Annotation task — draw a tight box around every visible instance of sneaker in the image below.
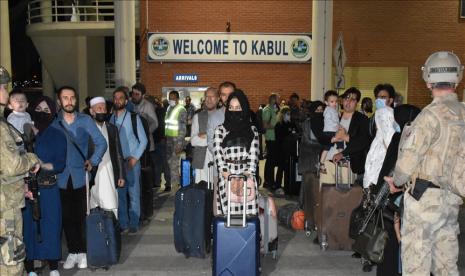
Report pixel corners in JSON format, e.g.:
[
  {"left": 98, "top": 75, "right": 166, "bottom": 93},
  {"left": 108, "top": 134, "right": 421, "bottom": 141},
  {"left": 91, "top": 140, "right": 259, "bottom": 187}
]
[
  {"left": 28, "top": 272, "right": 38, "bottom": 276},
  {"left": 77, "top": 253, "right": 87, "bottom": 269},
  {"left": 128, "top": 227, "right": 138, "bottom": 235},
  {"left": 50, "top": 270, "right": 60, "bottom": 276},
  {"left": 63, "top": 253, "right": 77, "bottom": 269}
]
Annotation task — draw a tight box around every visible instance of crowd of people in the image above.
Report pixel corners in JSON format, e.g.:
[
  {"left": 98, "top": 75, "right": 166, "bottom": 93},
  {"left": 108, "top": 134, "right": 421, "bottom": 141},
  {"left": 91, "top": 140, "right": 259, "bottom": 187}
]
[{"left": 0, "top": 50, "right": 464, "bottom": 276}]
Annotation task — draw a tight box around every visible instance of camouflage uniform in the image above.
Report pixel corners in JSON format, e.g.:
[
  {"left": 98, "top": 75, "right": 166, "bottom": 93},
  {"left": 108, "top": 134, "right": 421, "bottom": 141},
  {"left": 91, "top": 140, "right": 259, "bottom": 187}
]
[
  {"left": 393, "top": 93, "right": 465, "bottom": 276},
  {"left": 0, "top": 113, "right": 39, "bottom": 275},
  {"left": 165, "top": 106, "right": 187, "bottom": 188}
]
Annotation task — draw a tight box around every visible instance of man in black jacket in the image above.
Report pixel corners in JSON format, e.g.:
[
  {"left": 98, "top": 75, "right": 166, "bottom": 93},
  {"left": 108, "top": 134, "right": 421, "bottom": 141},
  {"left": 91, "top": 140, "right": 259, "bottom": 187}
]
[
  {"left": 88, "top": 97, "right": 125, "bottom": 215},
  {"left": 331, "top": 87, "right": 370, "bottom": 175}
]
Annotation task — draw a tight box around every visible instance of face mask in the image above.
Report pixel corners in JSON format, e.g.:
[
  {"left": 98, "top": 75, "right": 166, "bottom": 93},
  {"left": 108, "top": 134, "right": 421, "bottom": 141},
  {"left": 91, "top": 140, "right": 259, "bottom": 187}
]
[
  {"left": 375, "top": 98, "right": 387, "bottom": 109},
  {"left": 283, "top": 114, "right": 291, "bottom": 122},
  {"left": 33, "top": 111, "right": 54, "bottom": 133},
  {"left": 94, "top": 113, "right": 108, "bottom": 123},
  {"left": 228, "top": 111, "right": 243, "bottom": 122},
  {"left": 169, "top": 100, "right": 176, "bottom": 107}
]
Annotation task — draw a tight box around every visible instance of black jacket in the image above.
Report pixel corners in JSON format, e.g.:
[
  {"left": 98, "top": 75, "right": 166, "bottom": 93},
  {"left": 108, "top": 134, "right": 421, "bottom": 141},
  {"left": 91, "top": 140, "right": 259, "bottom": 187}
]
[
  {"left": 341, "top": 111, "right": 370, "bottom": 174},
  {"left": 89, "top": 122, "right": 125, "bottom": 187},
  {"left": 311, "top": 111, "right": 370, "bottom": 174}
]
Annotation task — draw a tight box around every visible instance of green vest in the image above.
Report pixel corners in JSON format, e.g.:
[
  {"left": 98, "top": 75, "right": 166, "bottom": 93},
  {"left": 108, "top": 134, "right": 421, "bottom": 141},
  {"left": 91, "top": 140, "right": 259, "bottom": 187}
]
[{"left": 165, "top": 104, "right": 185, "bottom": 137}]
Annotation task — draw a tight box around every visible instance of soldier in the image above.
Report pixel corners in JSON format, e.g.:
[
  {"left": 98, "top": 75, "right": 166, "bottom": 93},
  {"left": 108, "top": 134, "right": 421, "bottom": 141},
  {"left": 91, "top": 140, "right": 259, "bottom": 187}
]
[
  {"left": 0, "top": 66, "right": 40, "bottom": 276},
  {"left": 164, "top": 90, "right": 187, "bottom": 192},
  {"left": 385, "top": 51, "right": 465, "bottom": 275}
]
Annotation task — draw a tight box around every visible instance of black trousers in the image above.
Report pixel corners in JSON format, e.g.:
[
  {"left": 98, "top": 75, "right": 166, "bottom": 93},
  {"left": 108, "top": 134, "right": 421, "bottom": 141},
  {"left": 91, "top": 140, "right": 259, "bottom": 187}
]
[
  {"left": 264, "top": 140, "right": 278, "bottom": 188},
  {"left": 275, "top": 157, "right": 290, "bottom": 191},
  {"left": 60, "top": 178, "right": 87, "bottom": 254},
  {"left": 25, "top": 260, "right": 58, "bottom": 272}
]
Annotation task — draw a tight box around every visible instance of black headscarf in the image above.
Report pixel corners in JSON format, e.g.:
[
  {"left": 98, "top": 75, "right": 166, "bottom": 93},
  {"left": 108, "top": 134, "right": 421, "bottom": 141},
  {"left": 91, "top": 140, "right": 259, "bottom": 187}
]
[
  {"left": 222, "top": 89, "right": 254, "bottom": 150},
  {"left": 394, "top": 104, "right": 421, "bottom": 131},
  {"left": 308, "top": 100, "right": 325, "bottom": 118},
  {"left": 30, "top": 96, "right": 57, "bottom": 133}
]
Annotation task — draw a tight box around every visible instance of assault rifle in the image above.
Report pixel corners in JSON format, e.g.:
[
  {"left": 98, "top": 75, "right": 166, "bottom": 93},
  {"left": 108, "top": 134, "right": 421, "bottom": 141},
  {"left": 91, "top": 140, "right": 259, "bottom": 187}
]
[
  {"left": 358, "top": 181, "right": 391, "bottom": 234},
  {"left": 24, "top": 174, "right": 42, "bottom": 241}
]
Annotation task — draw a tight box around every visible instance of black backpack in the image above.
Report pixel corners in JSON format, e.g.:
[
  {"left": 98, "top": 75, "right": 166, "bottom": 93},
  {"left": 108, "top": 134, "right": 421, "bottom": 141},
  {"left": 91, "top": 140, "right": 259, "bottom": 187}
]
[{"left": 130, "top": 113, "right": 151, "bottom": 167}]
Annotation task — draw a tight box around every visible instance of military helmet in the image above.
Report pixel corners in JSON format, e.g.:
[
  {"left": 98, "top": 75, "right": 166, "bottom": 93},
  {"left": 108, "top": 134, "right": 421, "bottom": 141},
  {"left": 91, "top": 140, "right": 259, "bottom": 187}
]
[
  {"left": 422, "top": 51, "right": 463, "bottom": 86},
  {"left": 0, "top": 66, "right": 11, "bottom": 85}
]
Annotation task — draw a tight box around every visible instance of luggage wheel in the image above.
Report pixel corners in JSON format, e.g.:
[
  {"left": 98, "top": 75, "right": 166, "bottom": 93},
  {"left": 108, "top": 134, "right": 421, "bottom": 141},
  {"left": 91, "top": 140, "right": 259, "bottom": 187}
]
[{"left": 305, "top": 230, "right": 312, "bottom": 237}]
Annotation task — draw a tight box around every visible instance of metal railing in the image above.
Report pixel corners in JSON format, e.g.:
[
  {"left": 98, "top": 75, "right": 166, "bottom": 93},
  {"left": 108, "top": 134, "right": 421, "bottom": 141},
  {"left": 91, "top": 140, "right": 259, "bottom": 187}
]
[
  {"left": 105, "top": 63, "right": 141, "bottom": 89},
  {"left": 27, "top": 0, "right": 115, "bottom": 24}
]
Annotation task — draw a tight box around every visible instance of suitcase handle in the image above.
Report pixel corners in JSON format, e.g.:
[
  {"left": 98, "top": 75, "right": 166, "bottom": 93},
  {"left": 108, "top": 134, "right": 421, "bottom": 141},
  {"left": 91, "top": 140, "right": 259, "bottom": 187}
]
[
  {"left": 227, "top": 174, "right": 248, "bottom": 228},
  {"left": 207, "top": 162, "right": 214, "bottom": 190}
]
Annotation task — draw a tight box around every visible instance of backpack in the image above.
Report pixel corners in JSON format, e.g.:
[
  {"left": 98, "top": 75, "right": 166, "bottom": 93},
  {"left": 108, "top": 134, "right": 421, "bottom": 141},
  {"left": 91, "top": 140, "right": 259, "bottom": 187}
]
[
  {"left": 427, "top": 102, "right": 465, "bottom": 197},
  {"left": 130, "top": 113, "right": 151, "bottom": 167}
]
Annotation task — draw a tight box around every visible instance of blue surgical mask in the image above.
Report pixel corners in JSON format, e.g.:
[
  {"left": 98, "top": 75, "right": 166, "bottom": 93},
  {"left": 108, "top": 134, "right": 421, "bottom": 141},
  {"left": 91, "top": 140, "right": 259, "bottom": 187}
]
[
  {"left": 394, "top": 121, "right": 401, "bottom": 133},
  {"left": 375, "top": 98, "right": 387, "bottom": 109}
]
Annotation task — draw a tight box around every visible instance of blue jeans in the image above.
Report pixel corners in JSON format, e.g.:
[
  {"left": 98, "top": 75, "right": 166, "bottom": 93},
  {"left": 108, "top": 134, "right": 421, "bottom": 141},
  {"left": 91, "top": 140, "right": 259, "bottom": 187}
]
[{"left": 118, "top": 161, "right": 141, "bottom": 230}]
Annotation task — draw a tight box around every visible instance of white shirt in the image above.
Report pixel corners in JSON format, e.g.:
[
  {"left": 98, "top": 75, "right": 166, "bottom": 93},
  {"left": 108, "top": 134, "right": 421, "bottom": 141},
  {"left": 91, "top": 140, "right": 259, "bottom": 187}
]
[
  {"left": 90, "top": 123, "right": 118, "bottom": 217},
  {"left": 7, "top": 111, "right": 32, "bottom": 134},
  {"left": 323, "top": 106, "right": 339, "bottom": 132}
]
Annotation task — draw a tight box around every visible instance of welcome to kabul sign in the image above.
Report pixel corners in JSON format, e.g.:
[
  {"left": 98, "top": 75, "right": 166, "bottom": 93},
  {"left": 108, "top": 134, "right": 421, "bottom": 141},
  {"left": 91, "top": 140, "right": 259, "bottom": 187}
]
[{"left": 147, "top": 33, "right": 312, "bottom": 63}]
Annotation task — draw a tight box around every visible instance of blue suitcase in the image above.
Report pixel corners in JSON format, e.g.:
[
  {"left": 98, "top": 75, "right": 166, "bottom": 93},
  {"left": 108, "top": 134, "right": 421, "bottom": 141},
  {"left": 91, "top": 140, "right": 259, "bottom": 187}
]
[
  {"left": 86, "top": 208, "right": 121, "bottom": 269},
  {"left": 180, "top": 159, "right": 195, "bottom": 187},
  {"left": 174, "top": 162, "right": 214, "bottom": 258},
  {"left": 213, "top": 175, "right": 260, "bottom": 276}
]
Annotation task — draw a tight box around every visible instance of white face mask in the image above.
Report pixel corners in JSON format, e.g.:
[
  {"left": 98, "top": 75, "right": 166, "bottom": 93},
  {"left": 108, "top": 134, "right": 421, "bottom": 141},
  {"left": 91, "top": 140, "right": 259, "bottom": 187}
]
[
  {"left": 169, "top": 100, "right": 176, "bottom": 107},
  {"left": 284, "top": 114, "right": 291, "bottom": 122}
]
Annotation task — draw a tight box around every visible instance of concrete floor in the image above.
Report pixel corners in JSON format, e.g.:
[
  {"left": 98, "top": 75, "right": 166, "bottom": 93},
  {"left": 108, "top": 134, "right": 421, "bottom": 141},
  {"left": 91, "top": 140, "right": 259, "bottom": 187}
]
[
  {"left": 42, "top": 159, "right": 465, "bottom": 275},
  {"left": 57, "top": 189, "right": 376, "bottom": 276}
]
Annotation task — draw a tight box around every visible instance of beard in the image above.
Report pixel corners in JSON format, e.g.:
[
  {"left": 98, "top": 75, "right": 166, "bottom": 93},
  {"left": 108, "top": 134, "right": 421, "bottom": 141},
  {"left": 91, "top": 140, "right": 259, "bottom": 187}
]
[
  {"left": 114, "top": 103, "right": 126, "bottom": 110},
  {"left": 62, "top": 104, "right": 76, "bottom": 113}
]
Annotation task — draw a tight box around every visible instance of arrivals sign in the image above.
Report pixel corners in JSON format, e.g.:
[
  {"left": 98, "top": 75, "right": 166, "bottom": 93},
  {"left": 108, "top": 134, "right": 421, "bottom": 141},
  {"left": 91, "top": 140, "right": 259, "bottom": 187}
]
[{"left": 147, "top": 33, "right": 312, "bottom": 63}]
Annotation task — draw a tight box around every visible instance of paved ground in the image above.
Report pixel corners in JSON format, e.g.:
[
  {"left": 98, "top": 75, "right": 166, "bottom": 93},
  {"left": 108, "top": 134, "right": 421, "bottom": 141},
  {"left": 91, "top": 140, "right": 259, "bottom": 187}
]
[
  {"left": 35, "top": 158, "right": 465, "bottom": 276},
  {"left": 57, "top": 189, "right": 376, "bottom": 276}
]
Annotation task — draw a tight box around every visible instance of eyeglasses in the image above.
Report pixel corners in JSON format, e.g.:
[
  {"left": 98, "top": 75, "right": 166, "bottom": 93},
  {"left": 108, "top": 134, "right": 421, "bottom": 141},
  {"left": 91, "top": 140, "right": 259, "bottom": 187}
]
[{"left": 343, "top": 96, "right": 357, "bottom": 102}]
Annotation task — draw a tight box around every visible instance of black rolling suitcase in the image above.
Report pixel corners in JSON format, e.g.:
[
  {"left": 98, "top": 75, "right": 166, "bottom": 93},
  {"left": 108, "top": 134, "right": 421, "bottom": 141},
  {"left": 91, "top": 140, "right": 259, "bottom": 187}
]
[
  {"left": 140, "top": 165, "right": 154, "bottom": 223},
  {"left": 287, "top": 139, "right": 302, "bottom": 196},
  {"left": 173, "top": 162, "right": 214, "bottom": 258}
]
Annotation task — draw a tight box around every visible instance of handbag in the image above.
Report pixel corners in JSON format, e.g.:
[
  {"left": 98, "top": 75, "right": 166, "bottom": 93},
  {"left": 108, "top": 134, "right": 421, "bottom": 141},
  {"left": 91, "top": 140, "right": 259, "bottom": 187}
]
[
  {"left": 352, "top": 210, "right": 388, "bottom": 264},
  {"left": 349, "top": 203, "right": 366, "bottom": 240},
  {"left": 227, "top": 176, "right": 256, "bottom": 204}
]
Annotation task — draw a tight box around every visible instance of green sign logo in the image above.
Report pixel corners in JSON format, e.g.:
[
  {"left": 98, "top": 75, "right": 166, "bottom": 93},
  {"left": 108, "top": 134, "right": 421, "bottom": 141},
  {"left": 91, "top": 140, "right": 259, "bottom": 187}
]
[
  {"left": 152, "top": 37, "right": 169, "bottom": 56},
  {"left": 291, "top": 39, "right": 309, "bottom": 58}
]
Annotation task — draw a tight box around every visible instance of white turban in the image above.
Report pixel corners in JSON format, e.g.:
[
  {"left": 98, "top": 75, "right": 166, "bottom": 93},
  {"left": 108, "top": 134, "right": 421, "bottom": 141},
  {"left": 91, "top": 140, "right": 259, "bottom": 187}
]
[{"left": 90, "top": 96, "right": 106, "bottom": 107}]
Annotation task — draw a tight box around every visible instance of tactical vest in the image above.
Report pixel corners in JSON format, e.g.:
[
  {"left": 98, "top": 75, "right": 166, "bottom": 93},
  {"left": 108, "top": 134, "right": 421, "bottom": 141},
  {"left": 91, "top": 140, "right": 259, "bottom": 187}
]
[
  {"left": 420, "top": 97, "right": 465, "bottom": 196},
  {"left": 164, "top": 105, "right": 186, "bottom": 137}
]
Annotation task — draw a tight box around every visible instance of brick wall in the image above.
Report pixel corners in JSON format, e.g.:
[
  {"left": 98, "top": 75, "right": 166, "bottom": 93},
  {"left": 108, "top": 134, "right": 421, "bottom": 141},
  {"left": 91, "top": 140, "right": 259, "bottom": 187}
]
[{"left": 139, "top": 0, "right": 464, "bottom": 109}]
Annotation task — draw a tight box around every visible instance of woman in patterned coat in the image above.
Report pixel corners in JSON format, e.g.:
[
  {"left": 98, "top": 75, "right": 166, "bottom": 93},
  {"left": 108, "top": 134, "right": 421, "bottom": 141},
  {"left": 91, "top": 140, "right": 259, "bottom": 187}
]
[{"left": 213, "top": 89, "right": 259, "bottom": 215}]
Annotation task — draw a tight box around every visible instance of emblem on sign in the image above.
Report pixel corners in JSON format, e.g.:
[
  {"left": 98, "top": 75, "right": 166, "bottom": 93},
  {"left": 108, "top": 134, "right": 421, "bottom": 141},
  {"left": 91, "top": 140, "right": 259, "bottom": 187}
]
[
  {"left": 152, "top": 37, "right": 169, "bottom": 56},
  {"left": 291, "top": 39, "right": 309, "bottom": 58}
]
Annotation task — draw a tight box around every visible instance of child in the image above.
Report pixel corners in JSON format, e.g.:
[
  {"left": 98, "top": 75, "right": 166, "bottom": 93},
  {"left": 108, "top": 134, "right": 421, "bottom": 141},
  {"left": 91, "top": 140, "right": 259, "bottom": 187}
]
[
  {"left": 319, "top": 90, "right": 343, "bottom": 173},
  {"left": 7, "top": 90, "right": 32, "bottom": 134}
]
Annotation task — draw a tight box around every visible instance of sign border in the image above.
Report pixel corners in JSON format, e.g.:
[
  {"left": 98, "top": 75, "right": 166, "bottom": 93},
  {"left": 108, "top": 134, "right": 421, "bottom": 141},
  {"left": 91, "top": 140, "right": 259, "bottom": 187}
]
[{"left": 147, "top": 32, "right": 312, "bottom": 63}]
